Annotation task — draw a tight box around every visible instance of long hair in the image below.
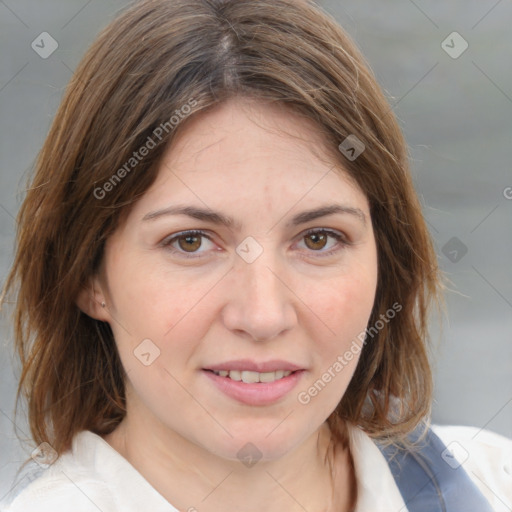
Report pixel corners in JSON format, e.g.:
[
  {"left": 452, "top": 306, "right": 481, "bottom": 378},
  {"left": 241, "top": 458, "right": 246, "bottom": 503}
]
[{"left": 2, "top": 0, "right": 442, "bottom": 456}]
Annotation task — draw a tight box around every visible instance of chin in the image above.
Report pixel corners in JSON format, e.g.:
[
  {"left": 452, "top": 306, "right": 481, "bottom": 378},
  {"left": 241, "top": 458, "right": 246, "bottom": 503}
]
[{"left": 199, "top": 419, "right": 311, "bottom": 464}]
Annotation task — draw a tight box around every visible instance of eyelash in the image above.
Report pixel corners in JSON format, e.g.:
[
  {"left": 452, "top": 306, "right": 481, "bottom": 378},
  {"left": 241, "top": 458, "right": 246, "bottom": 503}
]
[{"left": 160, "top": 228, "right": 351, "bottom": 259}]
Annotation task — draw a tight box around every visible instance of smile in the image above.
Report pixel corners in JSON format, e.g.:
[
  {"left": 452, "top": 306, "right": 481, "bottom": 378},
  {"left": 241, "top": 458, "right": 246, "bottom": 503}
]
[{"left": 203, "top": 367, "right": 304, "bottom": 406}]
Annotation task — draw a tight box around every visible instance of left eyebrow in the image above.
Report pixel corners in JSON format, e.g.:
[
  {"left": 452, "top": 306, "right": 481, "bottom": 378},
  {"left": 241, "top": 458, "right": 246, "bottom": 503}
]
[
  {"left": 141, "top": 203, "right": 367, "bottom": 228},
  {"left": 286, "top": 204, "right": 367, "bottom": 227}
]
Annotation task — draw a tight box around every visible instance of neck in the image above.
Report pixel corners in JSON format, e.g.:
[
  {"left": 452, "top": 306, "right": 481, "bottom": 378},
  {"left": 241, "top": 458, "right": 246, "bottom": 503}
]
[{"left": 104, "top": 413, "right": 356, "bottom": 512}]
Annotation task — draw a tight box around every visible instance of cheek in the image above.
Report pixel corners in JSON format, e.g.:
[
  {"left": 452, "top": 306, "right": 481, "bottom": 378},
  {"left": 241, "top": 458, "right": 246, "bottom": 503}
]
[
  {"left": 297, "top": 265, "right": 377, "bottom": 406},
  {"left": 106, "top": 246, "right": 209, "bottom": 338},
  {"left": 313, "top": 271, "right": 377, "bottom": 347}
]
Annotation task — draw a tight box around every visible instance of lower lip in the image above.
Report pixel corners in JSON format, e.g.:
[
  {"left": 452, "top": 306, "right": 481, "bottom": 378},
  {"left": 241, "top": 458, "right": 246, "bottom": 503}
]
[{"left": 203, "top": 370, "right": 304, "bottom": 406}]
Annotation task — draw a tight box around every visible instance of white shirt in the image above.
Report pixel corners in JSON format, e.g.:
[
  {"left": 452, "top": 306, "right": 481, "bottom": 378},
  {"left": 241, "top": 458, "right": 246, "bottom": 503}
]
[{"left": 2, "top": 424, "right": 511, "bottom": 512}]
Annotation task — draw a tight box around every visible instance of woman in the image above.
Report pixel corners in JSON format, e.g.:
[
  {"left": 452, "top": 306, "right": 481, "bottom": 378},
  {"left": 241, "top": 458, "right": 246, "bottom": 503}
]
[{"left": 1, "top": 0, "right": 510, "bottom": 511}]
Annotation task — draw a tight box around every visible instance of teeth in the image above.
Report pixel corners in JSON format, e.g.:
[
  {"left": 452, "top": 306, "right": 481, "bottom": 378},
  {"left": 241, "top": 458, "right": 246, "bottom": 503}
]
[
  {"left": 229, "top": 370, "right": 242, "bottom": 381},
  {"left": 241, "top": 370, "right": 260, "bottom": 383},
  {"left": 212, "top": 369, "right": 293, "bottom": 383},
  {"left": 259, "top": 371, "right": 277, "bottom": 383}
]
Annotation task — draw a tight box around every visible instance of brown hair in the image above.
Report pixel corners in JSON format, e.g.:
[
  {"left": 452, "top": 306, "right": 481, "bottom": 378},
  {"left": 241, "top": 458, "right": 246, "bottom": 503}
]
[{"left": 2, "top": 0, "right": 442, "bottom": 456}]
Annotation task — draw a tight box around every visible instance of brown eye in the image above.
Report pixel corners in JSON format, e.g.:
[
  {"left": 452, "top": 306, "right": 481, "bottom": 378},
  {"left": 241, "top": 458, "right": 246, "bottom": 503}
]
[
  {"left": 304, "top": 232, "right": 328, "bottom": 250},
  {"left": 162, "top": 230, "right": 216, "bottom": 258},
  {"left": 177, "top": 234, "right": 202, "bottom": 252}
]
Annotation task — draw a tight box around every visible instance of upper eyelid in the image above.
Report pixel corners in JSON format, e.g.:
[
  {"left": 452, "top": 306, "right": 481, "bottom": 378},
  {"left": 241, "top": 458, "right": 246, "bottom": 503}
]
[
  {"left": 162, "top": 227, "right": 349, "bottom": 253},
  {"left": 303, "top": 227, "right": 349, "bottom": 239},
  {"left": 163, "top": 227, "right": 347, "bottom": 241},
  {"left": 160, "top": 229, "right": 214, "bottom": 245}
]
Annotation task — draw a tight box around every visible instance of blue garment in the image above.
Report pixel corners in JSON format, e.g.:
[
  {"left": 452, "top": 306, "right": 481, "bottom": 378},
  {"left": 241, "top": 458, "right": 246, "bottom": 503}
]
[{"left": 378, "top": 426, "right": 494, "bottom": 512}]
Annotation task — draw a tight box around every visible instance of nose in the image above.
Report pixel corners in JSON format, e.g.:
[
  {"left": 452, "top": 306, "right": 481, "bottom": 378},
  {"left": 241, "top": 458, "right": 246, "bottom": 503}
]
[{"left": 220, "top": 253, "right": 298, "bottom": 342}]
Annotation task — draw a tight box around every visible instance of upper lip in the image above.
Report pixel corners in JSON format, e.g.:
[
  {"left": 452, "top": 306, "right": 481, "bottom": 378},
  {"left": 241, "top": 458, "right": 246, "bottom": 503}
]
[{"left": 204, "top": 359, "right": 303, "bottom": 373}]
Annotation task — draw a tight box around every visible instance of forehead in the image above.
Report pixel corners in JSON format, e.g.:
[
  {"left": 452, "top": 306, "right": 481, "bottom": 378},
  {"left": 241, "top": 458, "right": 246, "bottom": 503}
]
[{"left": 134, "top": 98, "right": 369, "bottom": 217}]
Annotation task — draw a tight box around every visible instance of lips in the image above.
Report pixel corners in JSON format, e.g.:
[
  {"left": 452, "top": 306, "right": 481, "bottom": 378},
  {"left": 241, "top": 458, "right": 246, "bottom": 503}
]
[{"left": 202, "top": 359, "right": 305, "bottom": 405}]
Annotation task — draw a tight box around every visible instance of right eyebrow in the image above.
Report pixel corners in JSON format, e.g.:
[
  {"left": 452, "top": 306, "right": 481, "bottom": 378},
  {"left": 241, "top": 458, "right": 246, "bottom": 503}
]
[{"left": 142, "top": 205, "right": 241, "bottom": 230}]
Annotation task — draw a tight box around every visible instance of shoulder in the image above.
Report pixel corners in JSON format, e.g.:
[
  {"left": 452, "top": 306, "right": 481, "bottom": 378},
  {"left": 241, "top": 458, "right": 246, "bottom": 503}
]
[
  {"left": 432, "top": 424, "right": 512, "bottom": 511},
  {"left": 1, "top": 432, "right": 116, "bottom": 512},
  {"left": 1, "top": 431, "right": 176, "bottom": 512},
  {"left": 1, "top": 472, "right": 115, "bottom": 512}
]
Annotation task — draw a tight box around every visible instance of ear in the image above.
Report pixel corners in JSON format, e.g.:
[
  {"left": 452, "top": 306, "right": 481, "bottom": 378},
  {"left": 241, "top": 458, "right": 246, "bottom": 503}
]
[{"left": 75, "top": 275, "right": 110, "bottom": 322}]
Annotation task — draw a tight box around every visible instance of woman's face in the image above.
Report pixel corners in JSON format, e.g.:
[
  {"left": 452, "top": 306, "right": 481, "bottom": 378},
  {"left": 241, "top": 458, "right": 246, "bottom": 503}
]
[{"left": 95, "top": 98, "right": 378, "bottom": 461}]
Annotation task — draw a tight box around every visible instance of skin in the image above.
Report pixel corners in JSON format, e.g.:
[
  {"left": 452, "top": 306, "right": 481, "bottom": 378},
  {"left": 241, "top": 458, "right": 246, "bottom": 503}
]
[{"left": 80, "top": 97, "right": 378, "bottom": 512}]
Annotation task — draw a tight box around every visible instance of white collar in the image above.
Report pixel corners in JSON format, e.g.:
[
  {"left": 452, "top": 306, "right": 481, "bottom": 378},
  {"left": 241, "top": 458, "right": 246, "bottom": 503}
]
[
  {"left": 347, "top": 424, "right": 408, "bottom": 511},
  {"left": 67, "top": 426, "right": 407, "bottom": 511}
]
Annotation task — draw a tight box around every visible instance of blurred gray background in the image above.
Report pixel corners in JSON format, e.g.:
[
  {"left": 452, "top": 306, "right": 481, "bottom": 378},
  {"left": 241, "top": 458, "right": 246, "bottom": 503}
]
[{"left": 1, "top": 0, "right": 511, "bottom": 499}]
